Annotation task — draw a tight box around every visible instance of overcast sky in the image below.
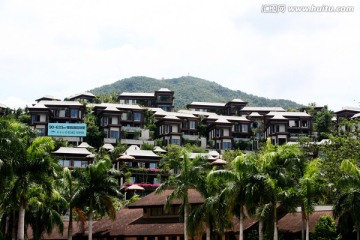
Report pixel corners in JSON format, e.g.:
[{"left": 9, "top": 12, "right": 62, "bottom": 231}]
[{"left": 0, "top": 0, "right": 359, "bottom": 111}]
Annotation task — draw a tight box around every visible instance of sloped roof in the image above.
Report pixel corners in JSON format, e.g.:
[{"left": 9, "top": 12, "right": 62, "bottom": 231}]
[
  {"left": 102, "top": 144, "right": 115, "bottom": 151},
  {"left": 90, "top": 103, "right": 144, "bottom": 110},
  {"left": 120, "top": 92, "right": 155, "bottom": 97},
  {"left": 188, "top": 102, "right": 226, "bottom": 107},
  {"left": 35, "top": 95, "right": 61, "bottom": 102},
  {"left": 125, "top": 149, "right": 160, "bottom": 158},
  {"left": 33, "top": 100, "right": 83, "bottom": 107},
  {"left": 77, "top": 142, "right": 94, "bottom": 148},
  {"left": 52, "top": 147, "right": 92, "bottom": 155},
  {"left": 157, "top": 88, "right": 172, "bottom": 92},
  {"left": 278, "top": 210, "right": 334, "bottom": 233},
  {"left": 129, "top": 189, "right": 204, "bottom": 208},
  {"left": 68, "top": 92, "right": 95, "bottom": 99},
  {"left": 336, "top": 106, "right": 360, "bottom": 113},
  {"left": 0, "top": 103, "right": 7, "bottom": 108},
  {"left": 242, "top": 107, "right": 285, "bottom": 112}
]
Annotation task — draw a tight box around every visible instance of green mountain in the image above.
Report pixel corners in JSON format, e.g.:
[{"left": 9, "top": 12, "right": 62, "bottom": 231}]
[{"left": 90, "top": 76, "right": 303, "bottom": 110}]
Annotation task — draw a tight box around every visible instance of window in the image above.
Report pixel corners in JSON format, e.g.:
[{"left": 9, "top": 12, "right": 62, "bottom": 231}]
[
  {"left": 110, "top": 130, "right": 119, "bottom": 139},
  {"left": 70, "top": 109, "right": 78, "bottom": 118},
  {"left": 302, "top": 120, "right": 308, "bottom": 127},
  {"left": 149, "top": 163, "right": 157, "bottom": 168},
  {"left": 130, "top": 177, "right": 136, "bottom": 183},
  {"left": 36, "top": 128, "right": 45, "bottom": 136},
  {"left": 241, "top": 124, "right": 248, "bottom": 133},
  {"left": 102, "top": 117, "right": 108, "bottom": 126},
  {"left": 171, "top": 139, "right": 180, "bottom": 145},
  {"left": 223, "top": 142, "right": 231, "bottom": 150},
  {"left": 189, "top": 121, "right": 196, "bottom": 129},
  {"left": 134, "top": 112, "right": 141, "bottom": 121},
  {"left": 58, "top": 160, "right": 70, "bottom": 167},
  {"left": 125, "top": 99, "right": 129, "bottom": 104},
  {"left": 153, "top": 178, "right": 160, "bottom": 184},
  {"left": 31, "top": 115, "right": 40, "bottom": 123}
]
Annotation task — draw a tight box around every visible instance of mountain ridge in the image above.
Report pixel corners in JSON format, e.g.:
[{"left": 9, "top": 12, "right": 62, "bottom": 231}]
[{"left": 90, "top": 76, "right": 303, "bottom": 110}]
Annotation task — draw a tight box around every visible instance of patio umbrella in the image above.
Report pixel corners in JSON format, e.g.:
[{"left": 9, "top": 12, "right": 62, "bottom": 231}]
[
  {"left": 125, "top": 184, "right": 145, "bottom": 191},
  {"left": 116, "top": 154, "right": 135, "bottom": 161},
  {"left": 211, "top": 158, "right": 227, "bottom": 166}
]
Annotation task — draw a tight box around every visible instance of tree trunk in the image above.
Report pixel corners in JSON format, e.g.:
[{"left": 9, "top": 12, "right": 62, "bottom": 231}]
[
  {"left": 239, "top": 205, "right": 244, "bottom": 240},
  {"left": 17, "top": 203, "right": 25, "bottom": 240},
  {"left": 12, "top": 211, "right": 16, "bottom": 240},
  {"left": 305, "top": 219, "right": 310, "bottom": 240},
  {"left": 68, "top": 208, "right": 73, "bottom": 240},
  {"left": 184, "top": 203, "right": 188, "bottom": 240},
  {"left": 88, "top": 211, "right": 93, "bottom": 240},
  {"left": 259, "top": 220, "right": 264, "bottom": 240},
  {"left": 357, "top": 230, "right": 359, "bottom": 240},
  {"left": 206, "top": 225, "right": 210, "bottom": 240},
  {"left": 301, "top": 217, "right": 305, "bottom": 240},
  {"left": 273, "top": 206, "right": 278, "bottom": 240}
]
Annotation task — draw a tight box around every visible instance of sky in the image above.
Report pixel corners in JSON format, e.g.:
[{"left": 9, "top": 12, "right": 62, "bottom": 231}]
[{"left": 0, "top": 0, "right": 359, "bottom": 111}]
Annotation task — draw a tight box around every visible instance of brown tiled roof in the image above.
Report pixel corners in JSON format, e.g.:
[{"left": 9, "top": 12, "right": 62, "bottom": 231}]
[
  {"left": 92, "top": 208, "right": 184, "bottom": 236},
  {"left": 27, "top": 221, "right": 85, "bottom": 240},
  {"left": 278, "top": 211, "right": 334, "bottom": 233},
  {"left": 91, "top": 208, "right": 256, "bottom": 237},
  {"left": 128, "top": 189, "right": 204, "bottom": 208}
]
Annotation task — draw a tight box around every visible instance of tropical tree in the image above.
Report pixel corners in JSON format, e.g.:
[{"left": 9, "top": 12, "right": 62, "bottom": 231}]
[
  {"left": 334, "top": 159, "right": 360, "bottom": 240},
  {"left": 72, "top": 157, "right": 122, "bottom": 240},
  {"left": 188, "top": 168, "right": 232, "bottom": 240},
  {"left": 298, "top": 159, "right": 326, "bottom": 240},
  {"left": 0, "top": 119, "right": 59, "bottom": 240},
  {"left": 25, "top": 186, "right": 66, "bottom": 240},
  {"left": 208, "top": 153, "right": 257, "bottom": 240},
  {"left": 155, "top": 152, "right": 206, "bottom": 240}
]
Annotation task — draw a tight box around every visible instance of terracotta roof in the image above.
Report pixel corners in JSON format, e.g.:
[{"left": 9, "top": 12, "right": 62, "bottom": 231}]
[{"left": 128, "top": 189, "right": 204, "bottom": 208}]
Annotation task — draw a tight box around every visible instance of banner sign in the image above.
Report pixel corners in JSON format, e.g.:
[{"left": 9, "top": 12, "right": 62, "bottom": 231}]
[{"left": 48, "top": 123, "right": 87, "bottom": 137}]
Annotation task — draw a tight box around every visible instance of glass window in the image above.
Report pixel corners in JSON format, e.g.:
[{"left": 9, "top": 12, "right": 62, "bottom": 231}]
[
  {"left": 189, "top": 121, "right": 196, "bottom": 129},
  {"left": 171, "top": 139, "right": 180, "bottom": 145},
  {"left": 70, "top": 109, "right": 78, "bottom": 118},
  {"left": 223, "top": 142, "right": 231, "bottom": 150},
  {"left": 59, "top": 160, "right": 70, "bottom": 167},
  {"left": 134, "top": 112, "right": 141, "bottom": 121},
  {"left": 73, "top": 161, "right": 82, "bottom": 168},
  {"left": 110, "top": 130, "right": 119, "bottom": 139},
  {"left": 36, "top": 128, "right": 45, "bottom": 136},
  {"left": 241, "top": 124, "right": 249, "bottom": 133},
  {"left": 149, "top": 163, "right": 157, "bottom": 168}
]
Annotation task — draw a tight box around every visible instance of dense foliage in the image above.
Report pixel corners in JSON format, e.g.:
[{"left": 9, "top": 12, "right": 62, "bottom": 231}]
[{"left": 90, "top": 76, "right": 303, "bottom": 110}]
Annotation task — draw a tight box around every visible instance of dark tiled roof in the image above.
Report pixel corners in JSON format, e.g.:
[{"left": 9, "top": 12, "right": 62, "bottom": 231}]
[
  {"left": 27, "top": 221, "right": 85, "bottom": 240},
  {"left": 278, "top": 211, "right": 333, "bottom": 233},
  {"left": 128, "top": 189, "right": 204, "bottom": 208}
]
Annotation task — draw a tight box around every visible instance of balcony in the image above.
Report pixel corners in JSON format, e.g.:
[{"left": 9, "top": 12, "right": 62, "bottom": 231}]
[{"left": 182, "top": 134, "right": 200, "bottom": 141}]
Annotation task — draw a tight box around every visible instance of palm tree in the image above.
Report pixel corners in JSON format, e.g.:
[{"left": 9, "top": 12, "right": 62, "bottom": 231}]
[
  {"left": 208, "top": 153, "right": 257, "bottom": 240},
  {"left": 187, "top": 169, "right": 232, "bottom": 240},
  {"left": 155, "top": 152, "right": 206, "bottom": 240},
  {"left": 25, "top": 186, "right": 66, "bottom": 240},
  {"left": 298, "top": 159, "right": 326, "bottom": 240},
  {"left": 57, "top": 167, "right": 76, "bottom": 240},
  {"left": 14, "top": 135, "right": 58, "bottom": 240},
  {"left": 72, "top": 157, "right": 122, "bottom": 240},
  {"left": 334, "top": 159, "right": 360, "bottom": 240}
]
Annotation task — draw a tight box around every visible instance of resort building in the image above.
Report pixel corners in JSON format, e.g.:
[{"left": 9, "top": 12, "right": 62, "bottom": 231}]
[{"left": 118, "top": 88, "right": 175, "bottom": 112}]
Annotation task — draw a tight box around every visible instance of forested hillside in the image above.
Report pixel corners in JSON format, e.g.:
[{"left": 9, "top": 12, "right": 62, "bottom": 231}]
[{"left": 90, "top": 76, "right": 303, "bottom": 110}]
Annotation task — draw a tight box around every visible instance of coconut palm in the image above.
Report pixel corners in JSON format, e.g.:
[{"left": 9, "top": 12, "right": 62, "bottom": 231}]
[
  {"left": 297, "top": 159, "right": 326, "bottom": 240},
  {"left": 155, "top": 152, "right": 206, "bottom": 240},
  {"left": 334, "top": 159, "right": 360, "bottom": 240},
  {"left": 25, "top": 186, "right": 66, "bottom": 240},
  {"left": 71, "top": 157, "right": 122, "bottom": 240},
  {"left": 187, "top": 168, "right": 232, "bottom": 240},
  {"left": 208, "top": 153, "right": 258, "bottom": 240}
]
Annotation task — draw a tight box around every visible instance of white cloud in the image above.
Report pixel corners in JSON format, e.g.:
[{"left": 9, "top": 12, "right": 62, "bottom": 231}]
[{"left": 0, "top": 0, "right": 359, "bottom": 111}]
